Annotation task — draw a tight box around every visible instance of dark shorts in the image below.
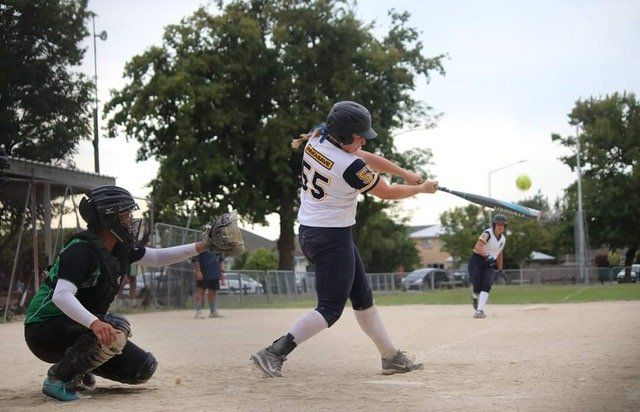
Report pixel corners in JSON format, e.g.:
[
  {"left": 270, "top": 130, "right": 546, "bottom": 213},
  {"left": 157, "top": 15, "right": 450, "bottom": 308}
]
[
  {"left": 299, "top": 225, "right": 374, "bottom": 327},
  {"left": 24, "top": 315, "right": 155, "bottom": 384},
  {"left": 196, "top": 279, "right": 220, "bottom": 290},
  {"left": 469, "top": 252, "right": 494, "bottom": 293}
]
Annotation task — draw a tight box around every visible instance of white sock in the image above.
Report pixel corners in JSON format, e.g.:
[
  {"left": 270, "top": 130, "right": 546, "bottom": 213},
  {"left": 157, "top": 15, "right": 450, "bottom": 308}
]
[
  {"left": 288, "top": 310, "right": 328, "bottom": 345},
  {"left": 472, "top": 292, "right": 479, "bottom": 299},
  {"left": 354, "top": 306, "right": 396, "bottom": 359},
  {"left": 478, "top": 291, "right": 490, "bottom": 311}
]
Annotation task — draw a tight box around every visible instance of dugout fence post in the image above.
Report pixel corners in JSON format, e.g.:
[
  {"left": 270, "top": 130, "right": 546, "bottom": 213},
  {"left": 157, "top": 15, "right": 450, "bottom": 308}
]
[
  {"left": 292, "top": 272, "right": 299, "bottom": 300},
  {"left": 520, "top": 268, "right": 523, "bottom": 286},
  {"left": 265, "top": 271, "right": 272, "bottom": 303},
  {"left": 431, "top": 272, "right": 435, "bottom": 290}
]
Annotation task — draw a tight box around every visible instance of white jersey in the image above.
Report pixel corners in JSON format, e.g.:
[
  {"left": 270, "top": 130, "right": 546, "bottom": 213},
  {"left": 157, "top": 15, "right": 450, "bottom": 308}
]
[
  {"left": 476, "top": 227, "right": 506, "bottom": 258},
  {"left": 297, "top": 135, "right": 380, "bottom": 227}
]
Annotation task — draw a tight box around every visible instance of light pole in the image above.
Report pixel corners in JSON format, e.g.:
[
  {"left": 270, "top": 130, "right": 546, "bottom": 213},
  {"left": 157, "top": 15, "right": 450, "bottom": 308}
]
[
  {"left": 575, "top": 126, "right": 588, "bottom": 284},
  {"left": 91, "top": 13, "right": 107, "bottom": 174},
  {"left": 487, "top": 159, "right": 527, "bottom": 224}
]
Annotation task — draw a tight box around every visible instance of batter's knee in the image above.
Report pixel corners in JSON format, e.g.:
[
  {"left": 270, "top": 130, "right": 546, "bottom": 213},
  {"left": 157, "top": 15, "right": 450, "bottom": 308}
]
[
  {"left": 351, "top": 293, "right": 374, "bottom": 311},
  {"left": 316, "top": 306, "right": 344, "bottom": 327}
]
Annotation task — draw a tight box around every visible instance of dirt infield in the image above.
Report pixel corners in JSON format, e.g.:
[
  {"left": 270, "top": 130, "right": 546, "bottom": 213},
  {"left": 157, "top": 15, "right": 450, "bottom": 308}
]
[{"left": 1, "top": 301, "right": 639, "bottom": 411}]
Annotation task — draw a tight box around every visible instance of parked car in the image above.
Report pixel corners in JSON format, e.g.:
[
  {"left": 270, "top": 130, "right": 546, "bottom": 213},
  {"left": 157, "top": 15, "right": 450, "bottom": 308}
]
[
  {"left": 221, "top": 272, "right": 264, "bottom": 295},
  {"left": 401, "top": 268, "right": 449, "bottom": 291},
  {"left": 616, "top": 264, "right": 639, "bottom": 283},
  {"left": 451, "top": 270, "right": 470, "bottom": 287}
]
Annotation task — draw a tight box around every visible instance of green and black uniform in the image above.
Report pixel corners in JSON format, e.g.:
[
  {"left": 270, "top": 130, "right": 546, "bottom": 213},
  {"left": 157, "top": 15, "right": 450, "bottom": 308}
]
[{"left": 24, "top": 231, "right": 156, "bottom": 384}]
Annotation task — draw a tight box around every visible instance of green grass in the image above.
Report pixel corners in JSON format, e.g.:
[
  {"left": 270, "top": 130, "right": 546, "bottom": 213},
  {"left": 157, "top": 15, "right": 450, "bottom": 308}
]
[{"left": 213, "top": 283, "right": 640, "bottom": 309}]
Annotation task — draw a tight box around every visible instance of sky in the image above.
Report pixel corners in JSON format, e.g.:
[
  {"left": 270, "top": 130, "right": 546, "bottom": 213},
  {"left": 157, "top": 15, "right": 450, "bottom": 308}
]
[{"left": 74, "top": 0, "right": 640, "bottom": 240}]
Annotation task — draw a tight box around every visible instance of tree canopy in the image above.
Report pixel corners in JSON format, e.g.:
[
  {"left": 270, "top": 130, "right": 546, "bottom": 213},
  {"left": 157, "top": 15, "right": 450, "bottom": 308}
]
[
  {"left": 105, "top": 0, "right": 445, "bottom": 269},
  {"left": 0, "top": 0, "right": 92, "bottom": 162},
  {"left": 552, "top": 92, "right": 640, "bottom": 266}
]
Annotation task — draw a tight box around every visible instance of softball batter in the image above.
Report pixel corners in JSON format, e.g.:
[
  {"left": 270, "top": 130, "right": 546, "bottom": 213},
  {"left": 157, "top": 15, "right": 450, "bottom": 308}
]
[{"left": 251, "top": 101, "right": 438, "bottom": 377}]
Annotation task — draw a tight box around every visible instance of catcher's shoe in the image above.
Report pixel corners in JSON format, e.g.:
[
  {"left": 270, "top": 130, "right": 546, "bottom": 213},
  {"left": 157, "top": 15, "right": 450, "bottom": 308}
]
[
  {"left": 474, "top": 309, "right": 486, "bottom": 318},
  {"left": 42, "top": 377, "right": 79, "bottom": 401},
  {"left": 251, "top": 349, "right": 286, "bottom": 378},
  {"left": 68, "top": 373, "right": 96, "bottom": 391},
  {"left": 381, "top": 350, "right": 424, "bottom": 375},
  {"left": 472, "top": 297, "right": 478, "bottom": 310}
]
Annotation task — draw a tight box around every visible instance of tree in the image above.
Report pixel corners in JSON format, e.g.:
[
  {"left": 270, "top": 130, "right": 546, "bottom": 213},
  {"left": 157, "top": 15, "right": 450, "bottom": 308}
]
[
  {"left": 552, "top": 92, "right": 640, "bottom": 270},
  {"left": 0, "top": 0, "right": 92, "bottom": 162},
  {"left": 352, "top": 201, "right": 420, "bottom": 272},
  {"left": 243, "top": 248, "right": 278, "bottom": 271},
  {"left": 105, "top": 0, "right": 444, "bottom": 269},
  {"left": 502, "top": 193, "right": 553, "bottom": 268},
  {"left": 439, "top": 205, "right": 488, "bottom": 266},
  {"left": 0, "top": 1, "right": 93, "bottom": 286}
]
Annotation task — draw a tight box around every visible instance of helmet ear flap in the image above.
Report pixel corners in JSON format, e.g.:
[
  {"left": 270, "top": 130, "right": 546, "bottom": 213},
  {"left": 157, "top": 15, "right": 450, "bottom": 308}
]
[
  {"left": 79, "top": 196, "right": 100, "bottom": 229},
  {"left": 326, "top": 114, "right": 354, "bottom": 145}
]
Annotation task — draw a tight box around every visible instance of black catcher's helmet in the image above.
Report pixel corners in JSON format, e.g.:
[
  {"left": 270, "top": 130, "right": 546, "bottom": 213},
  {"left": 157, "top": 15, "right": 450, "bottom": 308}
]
[
  {"left": 326, "top": 101, "right": 377, "bottom": 145},
  {"left": 79, "top": 186, "right": 140, "bottom": 247},
  {"left": 492, "top": 213, "right": 508, "bottom": 229}
]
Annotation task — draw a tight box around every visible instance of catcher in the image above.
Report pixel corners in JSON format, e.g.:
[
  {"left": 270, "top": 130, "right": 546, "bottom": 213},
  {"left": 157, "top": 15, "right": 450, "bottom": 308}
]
[{"left": 23, "top": 185, "right": 244, "bottom": 401}]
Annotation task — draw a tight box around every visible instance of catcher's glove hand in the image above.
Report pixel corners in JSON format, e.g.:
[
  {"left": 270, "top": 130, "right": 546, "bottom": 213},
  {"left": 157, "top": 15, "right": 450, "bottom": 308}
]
[{"left": 202, "top": 211, "right": 245, "bottom": 257}]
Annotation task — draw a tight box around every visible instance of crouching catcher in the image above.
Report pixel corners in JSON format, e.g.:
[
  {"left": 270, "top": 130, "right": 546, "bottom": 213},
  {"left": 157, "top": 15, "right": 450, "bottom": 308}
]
[{"left": 23, "top": 185, "right": 244, "bottom": 401}]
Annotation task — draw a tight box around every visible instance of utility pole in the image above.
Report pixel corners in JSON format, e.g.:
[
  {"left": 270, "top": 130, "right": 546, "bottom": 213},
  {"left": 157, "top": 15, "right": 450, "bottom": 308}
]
[
  {"left": 575, "top": 126, "right": 588, "bottom": 284},
  {"left": 91, "top": 13, "right": 107, "bottom": 173}
]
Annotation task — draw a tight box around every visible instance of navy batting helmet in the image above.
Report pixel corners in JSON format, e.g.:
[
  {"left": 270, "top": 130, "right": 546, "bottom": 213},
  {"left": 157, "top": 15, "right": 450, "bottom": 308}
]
[{"left": 326, "top": 101, "right": 377, "bottom": 145}]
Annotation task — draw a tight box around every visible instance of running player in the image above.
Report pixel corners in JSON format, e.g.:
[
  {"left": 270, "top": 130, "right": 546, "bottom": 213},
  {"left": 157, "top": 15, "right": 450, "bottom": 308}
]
[
  {"left": 251, "top": 101, "right": 438, "bottom": 377},
  {"left": 24, "top": 186, "right": 238, "bottom": 401},
  {"left": 469, "top": 214, "right": 507, "bottom": 318}
]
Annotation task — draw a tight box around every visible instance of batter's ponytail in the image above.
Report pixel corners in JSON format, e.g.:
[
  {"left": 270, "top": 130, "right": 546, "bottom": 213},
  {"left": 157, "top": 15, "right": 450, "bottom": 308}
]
[{"left": 291, "top": 128, "right": 322, "bottom": 150}]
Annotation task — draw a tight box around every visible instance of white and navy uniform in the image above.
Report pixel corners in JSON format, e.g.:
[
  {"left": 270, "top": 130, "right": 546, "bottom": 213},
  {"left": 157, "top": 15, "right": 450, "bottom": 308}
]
[
  {"left": 298, "top": 134, "right": 380, "bottom": 227},
  {"left": 297, "top": 131, "right": 380, "bottom": 327},
  {"left": 469, "top": 228, "right": 506, "bottom": 293}
]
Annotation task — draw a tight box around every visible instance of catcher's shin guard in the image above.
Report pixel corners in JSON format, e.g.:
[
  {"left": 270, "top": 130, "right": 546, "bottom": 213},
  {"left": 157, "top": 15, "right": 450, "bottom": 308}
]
[
  {"left": 50, "top": 331, "right": 127, "bottom": 382},
  {"left": 92, "top": 341, "right": 158, "bottom": 384}
]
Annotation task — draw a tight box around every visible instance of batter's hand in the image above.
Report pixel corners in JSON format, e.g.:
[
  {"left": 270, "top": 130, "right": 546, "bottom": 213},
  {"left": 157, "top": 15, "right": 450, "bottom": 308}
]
[
  {"left": 419, "top": 180, "right": 438, "bottom": 194},
  {"left": 403, "top": 170, "right": 423, "bottom": 185},
  {"left": 90, "top": 319, "right": 118, "bottom": 347}
]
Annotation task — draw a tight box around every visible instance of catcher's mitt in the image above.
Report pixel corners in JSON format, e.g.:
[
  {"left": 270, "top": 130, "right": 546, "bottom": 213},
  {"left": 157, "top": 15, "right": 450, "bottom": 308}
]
[{"left": 202, "top": 211, "right": 245, "bottom": 257}]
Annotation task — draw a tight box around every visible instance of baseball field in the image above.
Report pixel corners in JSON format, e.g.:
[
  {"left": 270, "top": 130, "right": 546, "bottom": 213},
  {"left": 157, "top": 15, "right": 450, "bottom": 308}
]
[{"left": 1, "top": 285, "right": 639, "bottom": 411}]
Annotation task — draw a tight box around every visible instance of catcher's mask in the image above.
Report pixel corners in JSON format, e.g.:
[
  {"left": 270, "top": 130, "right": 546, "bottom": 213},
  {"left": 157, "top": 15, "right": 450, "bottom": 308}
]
[{"left": 79, "top": 186, "right": 141, "bottom": 248}]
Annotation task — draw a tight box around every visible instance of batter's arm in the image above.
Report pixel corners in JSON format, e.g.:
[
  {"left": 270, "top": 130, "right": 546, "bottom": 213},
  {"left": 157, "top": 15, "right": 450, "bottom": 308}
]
[
  {"left": 356, "top": 150, "right": 421, "bottom": 184},
  {"left": 369, "top": 178, "right": 438, "bottom": 200}
]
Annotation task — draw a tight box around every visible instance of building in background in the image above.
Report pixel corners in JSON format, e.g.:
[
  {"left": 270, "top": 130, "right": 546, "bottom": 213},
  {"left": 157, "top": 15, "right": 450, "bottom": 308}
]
[{"left": 409, "top": 225, "right": 453, "bottom": 269}]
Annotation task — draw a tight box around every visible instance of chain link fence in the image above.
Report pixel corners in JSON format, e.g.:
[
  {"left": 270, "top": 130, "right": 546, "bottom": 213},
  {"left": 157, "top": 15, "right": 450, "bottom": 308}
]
[{"left": 112, "top": 221, "right": 638, "bottom": 311}]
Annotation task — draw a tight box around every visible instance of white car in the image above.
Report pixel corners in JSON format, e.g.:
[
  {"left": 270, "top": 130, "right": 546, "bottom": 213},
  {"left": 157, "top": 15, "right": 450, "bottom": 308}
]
[
  {"left": 616, "top": 264, "right": 639, "bottom": 283},
  {"left": 221, "top": 272, "right": 264, "bottom": 295}
]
